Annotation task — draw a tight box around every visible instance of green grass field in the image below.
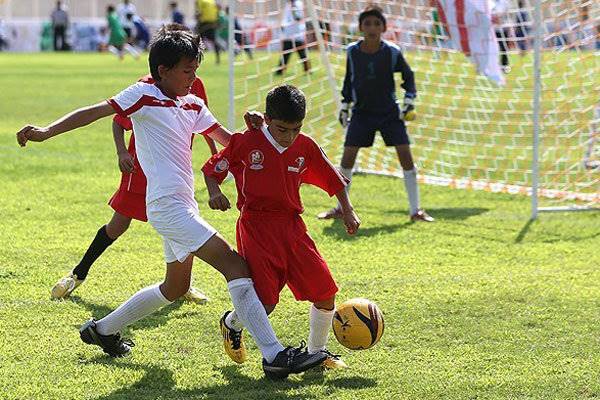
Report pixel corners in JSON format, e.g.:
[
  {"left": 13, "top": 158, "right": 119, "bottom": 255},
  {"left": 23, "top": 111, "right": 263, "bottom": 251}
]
[{"left": 1, "top": 53, "right": 599, "bottom": 400}]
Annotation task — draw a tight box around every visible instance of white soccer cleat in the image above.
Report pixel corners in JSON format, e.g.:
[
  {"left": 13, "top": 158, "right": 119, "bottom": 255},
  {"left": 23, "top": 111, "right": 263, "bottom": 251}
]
[
  {"left": 182, "top": 286, "right": 209, "bottom": 304},
  {"left": 51, "top": 272, "right": 84, "bottom": 299}
]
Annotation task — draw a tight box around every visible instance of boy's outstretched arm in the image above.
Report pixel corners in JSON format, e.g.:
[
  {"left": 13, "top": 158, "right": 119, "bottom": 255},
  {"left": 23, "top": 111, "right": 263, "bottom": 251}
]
[
  {"left": 205, "top": 111, "right": 265, "bottom": 148},
  {"left": 16, "top": 101, "right": 115, "bottom": 147},
  {"left": 335, "top": 188, "right": 360, "bottom": 235},
  {"left": 203, "top": 174, "right": 231, "bottom": 212}
]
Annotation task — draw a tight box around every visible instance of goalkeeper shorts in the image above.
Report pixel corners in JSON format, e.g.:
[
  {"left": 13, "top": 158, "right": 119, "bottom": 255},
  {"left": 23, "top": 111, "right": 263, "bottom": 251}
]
[{"left": 344, "top": 109, "right": 409, "bottom": 147}]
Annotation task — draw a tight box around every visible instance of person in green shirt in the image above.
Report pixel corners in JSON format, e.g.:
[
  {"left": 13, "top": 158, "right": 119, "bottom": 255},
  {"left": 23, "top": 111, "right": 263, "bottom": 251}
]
[{"left": 106, "top": 5, "right": 139, "bottom": 60}]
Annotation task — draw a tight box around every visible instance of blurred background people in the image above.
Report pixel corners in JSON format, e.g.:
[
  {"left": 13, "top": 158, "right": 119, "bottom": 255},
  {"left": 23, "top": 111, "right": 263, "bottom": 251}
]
[{"left": 51, "top": 1, "right": 69, "bottom": 51}]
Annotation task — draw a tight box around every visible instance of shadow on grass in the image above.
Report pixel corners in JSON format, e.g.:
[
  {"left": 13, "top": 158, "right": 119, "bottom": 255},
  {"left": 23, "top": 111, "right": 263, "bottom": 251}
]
[
  {"left": 515, "top": 219, "right": 534, "bottom": 243},
  {"left": 383, "top": 207, "right": 489, "bottom": 220},
  {"left": 514, "top": 218, "right": 600, "bottom": 244},
  {"left": 70, "top": 296, "right": 200, "bottom": 332},
  {"left": 83, "top": 359, "right": 377, "bottom": 400},
  {"left": 322, "top": 220, "right": 410, "bottom": 239}
]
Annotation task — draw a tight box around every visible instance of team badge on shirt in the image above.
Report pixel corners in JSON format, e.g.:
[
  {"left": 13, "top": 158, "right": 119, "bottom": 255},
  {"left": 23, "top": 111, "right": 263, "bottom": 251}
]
[
  {"left": 215, "top": 159, "right": 229, "bottom": 173},
  {"left": 249, "top": 150, "right": 264, "bottom": 170},
  {"left": 288, "top": 156, "right": 305, "bottom": 173}
]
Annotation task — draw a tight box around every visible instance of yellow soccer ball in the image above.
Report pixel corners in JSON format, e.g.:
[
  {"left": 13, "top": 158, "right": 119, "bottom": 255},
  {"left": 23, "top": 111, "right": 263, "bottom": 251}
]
[{"left": 332, "top": 298, "right": 384, "bottom": 350}]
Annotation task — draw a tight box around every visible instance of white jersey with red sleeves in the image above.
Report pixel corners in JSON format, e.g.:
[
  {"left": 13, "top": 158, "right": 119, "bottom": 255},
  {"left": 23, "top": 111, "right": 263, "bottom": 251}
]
[
  {"left": 108, "top": 82, "right": 220, "bottom": 203},
  {"left": 202, "top": 125, "right": 348, "bottom": 214}
]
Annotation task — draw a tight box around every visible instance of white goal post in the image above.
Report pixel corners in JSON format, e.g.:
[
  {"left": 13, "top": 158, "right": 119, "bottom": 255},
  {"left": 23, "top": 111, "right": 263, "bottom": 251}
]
[{"left": 227, "top": 0, "right": 599, "bottom": 219}]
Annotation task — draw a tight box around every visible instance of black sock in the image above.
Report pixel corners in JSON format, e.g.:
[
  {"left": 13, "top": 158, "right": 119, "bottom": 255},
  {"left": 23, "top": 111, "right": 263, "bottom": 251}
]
[{"left": 72, "top": 225, "right": 116, "bottom": 280}]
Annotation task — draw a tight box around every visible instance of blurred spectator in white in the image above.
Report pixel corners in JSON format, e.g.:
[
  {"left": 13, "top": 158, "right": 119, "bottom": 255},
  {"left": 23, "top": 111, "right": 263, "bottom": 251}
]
[
  {"left": 51, "top": 0, "right": 69, "bottom": 51},
  {"left": 0, "top": 19, "right": 8, "bottom": 51},
  {"left": 276, "top": 0, "right": 310, "bottom": 75},
  {"left": 96, "top": 26, "right": 110, "bottom": 52},
  {"left": 170, "top": 2, "right": 185, "bottom": 25},
  {"left": 117, "top": 0, "right": 136, "bottom": 39}
]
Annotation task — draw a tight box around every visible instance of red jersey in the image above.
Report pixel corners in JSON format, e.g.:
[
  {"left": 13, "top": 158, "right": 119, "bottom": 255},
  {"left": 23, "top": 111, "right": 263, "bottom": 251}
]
[{"left": 202, "top": 126, "right": 347, "bottom": 214}]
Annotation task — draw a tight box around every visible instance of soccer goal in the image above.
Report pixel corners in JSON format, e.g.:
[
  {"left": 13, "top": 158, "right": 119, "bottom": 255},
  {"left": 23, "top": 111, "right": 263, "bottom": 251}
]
[{"left": 226, "top": 0, "right": 599, "bottom": 219}]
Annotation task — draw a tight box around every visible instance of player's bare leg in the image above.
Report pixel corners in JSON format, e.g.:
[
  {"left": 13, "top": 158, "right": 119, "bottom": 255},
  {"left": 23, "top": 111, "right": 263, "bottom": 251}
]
[
  {"left": 310, "top": 297, "right": 347, "bottom": 369},
  {"left": 317, "top": 146, "right": 359, "bottom": 219},
  {"left": 395, "top": 145, "right": 434, "bottom": 222}
]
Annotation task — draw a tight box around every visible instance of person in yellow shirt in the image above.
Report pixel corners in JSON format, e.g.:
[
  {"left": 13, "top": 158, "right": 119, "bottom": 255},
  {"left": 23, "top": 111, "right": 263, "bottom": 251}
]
[{"left": 196, "top": 0, "right": 223, "bottom": 64}]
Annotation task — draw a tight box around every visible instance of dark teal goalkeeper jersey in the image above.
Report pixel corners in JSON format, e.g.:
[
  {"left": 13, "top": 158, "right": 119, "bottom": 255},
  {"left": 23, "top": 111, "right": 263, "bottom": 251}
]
[{"left": 341, "top": 40, "right": 416, "bottom": 114}]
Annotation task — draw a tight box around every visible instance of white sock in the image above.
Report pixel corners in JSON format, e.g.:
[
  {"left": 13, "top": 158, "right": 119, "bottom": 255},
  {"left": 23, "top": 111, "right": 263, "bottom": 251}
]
[
  {"left": 308, "top": 305, "right": 334, "bottom": 354},
  {"left": 124, "top": 43, "right": 140, "bottom": 59},
  {"left": 403, "top": 167, "right": 420, "bottom": 215},
  {"left": 96, "top": 283, "right": 172, "bottom": 336},
  {"left": 225, "top": 310, "right": 244, "bottom": 332},
  {"left": 227, "top": 278, "right": 284, "bottom": 363},
  {"left": 337, "top": 167, "right": 353, "bottom": 210}
]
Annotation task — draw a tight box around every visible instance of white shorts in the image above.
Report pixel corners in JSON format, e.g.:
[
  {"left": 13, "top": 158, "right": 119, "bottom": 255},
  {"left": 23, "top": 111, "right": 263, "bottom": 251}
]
[{"left": 147, "top": 193, "right": 217, "bottom": 263}]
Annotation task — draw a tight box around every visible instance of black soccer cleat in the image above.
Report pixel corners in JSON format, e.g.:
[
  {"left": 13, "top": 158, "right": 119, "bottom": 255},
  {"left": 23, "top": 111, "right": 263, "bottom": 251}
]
[
  {"left": 262, "top": 341, "right": 327, "bottom": 380},
  {"left": 79, "top": 319, "right": 134, "bottom": 358}
]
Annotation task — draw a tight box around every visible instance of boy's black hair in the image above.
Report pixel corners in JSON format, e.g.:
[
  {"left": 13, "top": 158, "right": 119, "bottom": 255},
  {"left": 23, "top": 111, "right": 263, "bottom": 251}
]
[
  {"left": 148, "top": 28, "right": 204, "bottom": 81},
  {"left": 107, "top": 5, "right": 115, "bottom": 13},
  {"left": 358, "top": 6, "right": 386, "bottom": 29},
  {"left": 265, "top": 84, "right": 306, "bottom": 122}
]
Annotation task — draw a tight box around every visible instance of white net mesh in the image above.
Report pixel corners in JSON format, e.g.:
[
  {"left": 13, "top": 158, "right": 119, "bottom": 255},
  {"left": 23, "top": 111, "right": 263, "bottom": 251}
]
[{"left": 229, "top": 0, "right": 600, "bottom": 209}]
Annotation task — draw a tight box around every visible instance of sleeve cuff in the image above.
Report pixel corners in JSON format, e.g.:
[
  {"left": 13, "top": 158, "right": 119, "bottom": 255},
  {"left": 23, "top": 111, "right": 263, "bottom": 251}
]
[{"left": 107, "top": 99, "right": 128, "bottom": 118}]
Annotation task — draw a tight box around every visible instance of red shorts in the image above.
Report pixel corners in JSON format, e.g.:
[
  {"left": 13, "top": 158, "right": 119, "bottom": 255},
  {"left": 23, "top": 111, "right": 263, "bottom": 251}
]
[
  {"left": 236, "top": 211, "right": 338, "bottom": 305},
  {"left": 108, "top": 168, "right": 148, "bottom": 222}
]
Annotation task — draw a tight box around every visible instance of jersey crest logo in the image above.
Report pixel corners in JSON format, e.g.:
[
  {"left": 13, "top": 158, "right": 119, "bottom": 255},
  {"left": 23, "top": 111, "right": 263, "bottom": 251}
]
[
  {"left": 249, "top": 150, "right": 264, "bottom": 170},
  {"left": 288, "top": 156, "right": 305, "bottom": 173},
  {"left": 215, "top": 159, "right": 229, "bottom": 173}
]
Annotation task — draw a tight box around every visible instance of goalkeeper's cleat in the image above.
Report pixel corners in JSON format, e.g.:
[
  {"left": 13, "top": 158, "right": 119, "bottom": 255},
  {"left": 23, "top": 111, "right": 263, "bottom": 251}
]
[
  {"left": 183, "top": 286, "right": 209, "bottom": 304},
  {"left": 51, "top": 272, "right": 84, "bottom": 299},
  {"left": 79, "top": 319, "right": 134, "bottom": 358},
  {"left": 410, "top": 209, "right": 435, "bottom": 223},
  {"left": 262, "top": 341, "right": 327, "bottom": 380},
  {"left": 316, "top": 207, "right": 343, "bottom": 220},
  {"left": 219, "top": 311, "right": 247, "bottom": 364},
  {"left": 320, "top": 349, "right": 348, "bottom": 370}
]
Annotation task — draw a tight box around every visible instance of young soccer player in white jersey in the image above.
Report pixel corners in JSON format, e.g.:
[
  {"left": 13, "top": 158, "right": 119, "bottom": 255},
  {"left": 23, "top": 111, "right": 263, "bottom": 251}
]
[
  {"left": 50, "top": 26, "right": 215, "bottom": 305},
  {"left": 318, "top": 6, "right": 434, "bottom": 223},
  {"left": 16, "top": 27, "right": 325, "bottom": 378},
  {"left": 202, "top": 85, "right": 360, "bottom": 374}
]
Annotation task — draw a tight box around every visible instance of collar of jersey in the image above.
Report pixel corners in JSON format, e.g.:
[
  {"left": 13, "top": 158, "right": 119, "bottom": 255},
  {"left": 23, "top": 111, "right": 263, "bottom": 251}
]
[{"left": 261, "top": 125, "right": 287, "bottom": 154}]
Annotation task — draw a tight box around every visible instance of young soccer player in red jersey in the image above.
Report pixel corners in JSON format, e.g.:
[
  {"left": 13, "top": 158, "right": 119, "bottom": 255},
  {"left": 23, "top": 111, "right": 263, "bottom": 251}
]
[
  {"left": 17, "top": 27, "right": 326, "bottom": 378},
  {"left": 202, "top": 84, "right": 361, "bottom": 371},
  {"left": 51, "top": 24, "right": 216, "bottom": 304}
]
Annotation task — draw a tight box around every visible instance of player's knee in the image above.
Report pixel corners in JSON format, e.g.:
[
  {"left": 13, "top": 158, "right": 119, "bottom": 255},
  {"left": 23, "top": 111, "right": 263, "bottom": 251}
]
[
  {"left": 314, "top": 296, "right": 335, "bottom": 311},
  {"left": 220, "top": 250, "right": 250, "bottom": 280},
  {"left": 264, "top": 304, "right": 276, "bottom": 315}
]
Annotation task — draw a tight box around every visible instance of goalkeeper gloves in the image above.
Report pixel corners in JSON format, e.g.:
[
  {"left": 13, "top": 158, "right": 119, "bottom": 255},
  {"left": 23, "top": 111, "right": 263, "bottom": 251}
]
[
  {"left": 339, "top": 102, "right": 351, "bottom": 128},
  {"left": 398, "top": 94, "right": 416, "bottom": 122}
]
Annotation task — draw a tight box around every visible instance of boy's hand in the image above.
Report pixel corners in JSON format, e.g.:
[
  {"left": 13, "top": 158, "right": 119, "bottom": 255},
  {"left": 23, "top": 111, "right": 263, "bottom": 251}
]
[
  {"left": 208, "top": 192, "right": 231, "bottom": 211},
  {"left": 118, "top": 151, "right": 135, "bottom": 173},
  {"left": 16, "top": 125, "right": 51, "bottom": 147},
  {"left": 342, "top": 209, "right": 361, "bottom": 235},
  {"left": 244, "top": 110, "right": 264, "bottom": 129},
  {"left": 338, "top": 102, "right": 350, "bottom": 128},
  {"left": 399, "top": 95, "right": 416, "bottom": 122}
]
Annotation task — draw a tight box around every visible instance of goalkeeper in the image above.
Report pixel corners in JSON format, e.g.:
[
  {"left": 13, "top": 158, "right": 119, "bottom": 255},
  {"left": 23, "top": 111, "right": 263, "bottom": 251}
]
[{"left": 318, "top": 6, "right": 434, "bottom": 222}]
